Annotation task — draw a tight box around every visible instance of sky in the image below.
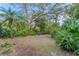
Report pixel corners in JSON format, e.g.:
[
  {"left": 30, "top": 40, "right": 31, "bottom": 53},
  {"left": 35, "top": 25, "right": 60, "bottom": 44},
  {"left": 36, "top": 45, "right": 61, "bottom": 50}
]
[
  {"left": 0, "top": 3, "right": 20, "bottom": 11},
  {"left": 0, "top": 4, "right": 11, "bottom": 9},
  {"left": 0, "top": 3, "right": 43, "bottom": 13}
]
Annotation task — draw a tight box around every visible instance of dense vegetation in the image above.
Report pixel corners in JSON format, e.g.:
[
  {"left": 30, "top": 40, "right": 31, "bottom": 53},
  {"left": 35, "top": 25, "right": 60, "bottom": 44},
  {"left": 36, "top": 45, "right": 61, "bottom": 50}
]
[
  {"left": 50, "top": 4, "right": 79, "bottom": 55},
  {"left": 50, "top": 19, "right": 79, "bottom": 54},
  {"left": 0, "top": 3, "right": 79, "bottom": 55}
]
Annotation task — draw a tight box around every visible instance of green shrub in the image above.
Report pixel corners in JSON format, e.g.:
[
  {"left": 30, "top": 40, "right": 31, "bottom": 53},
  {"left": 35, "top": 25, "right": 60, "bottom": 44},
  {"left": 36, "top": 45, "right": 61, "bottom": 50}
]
[
  {"left": 0, "top": 42, "right": 15, "bottom": 54},
  {"left": 50, "top": 19, "right": 79, "bottom": 55},
  {"left": 2, "top": 26, "right": 11, "bottom": 38},
  {"left": 59, "top": 32, "right": 79, "bottom": 54},
  {"left": 0, "top": 42, "right": 14, "bottom": 48},
  {"left": 63, "top": 18, "right": 79, "bottom": 33},
  {"left": 0, "top": 22, "right": 37, "bottom": 38},
  {"left": 1, "top": 47, "right": 12, "bottom": 54},
  {"left": 35, "top": 16, "right": 47, "bottom": 34}
]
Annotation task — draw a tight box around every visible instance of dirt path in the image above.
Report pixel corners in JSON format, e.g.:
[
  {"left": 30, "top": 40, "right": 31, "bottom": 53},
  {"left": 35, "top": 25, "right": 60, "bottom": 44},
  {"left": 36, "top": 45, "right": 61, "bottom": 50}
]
[{"left": 0, "top": 35, "right": 76, "bottom": 56}]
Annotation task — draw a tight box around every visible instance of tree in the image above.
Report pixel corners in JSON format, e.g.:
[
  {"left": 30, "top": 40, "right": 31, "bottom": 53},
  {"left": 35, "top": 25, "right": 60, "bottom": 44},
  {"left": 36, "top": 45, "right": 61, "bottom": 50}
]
[
  {"left": 67, "top": 4, "right": 79, "bottom": 19},
  {"left": 0, "top": 7, "right": 19, "bottom": 37},
  {"left": 0, "top": 7, "right": 18, "bottom": 29},
  {"left": 11, "top": 3, "right": 68, "bottom": 28}
]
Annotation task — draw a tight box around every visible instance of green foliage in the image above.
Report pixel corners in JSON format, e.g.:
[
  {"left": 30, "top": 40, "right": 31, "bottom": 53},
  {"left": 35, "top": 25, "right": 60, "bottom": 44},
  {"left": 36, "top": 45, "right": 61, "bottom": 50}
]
[
  {"left": 0, "top": 42, "right": 15, "bottom": 48},
  {"left": 39, "top": 17, "right": 46, "bottom": 32},
  {"left": 0, "top": 21, "right": 37, "bottom": 38},
  {"left": 0, "top": 42, "right": 15, "bottom": 54},
  {"left": 63, "top": 18, "right": 79, "bottom": 33},
  {"left": 1, "top": 47, "right": 12, "bottom": 54},
  {"left": 60, "top": 33, "right": 79, "bottom": 51},
  {"left": 50, "top": 18, "right": 79, "bottom": 54},
  {"left": 35, "top": 16, "right": 47, "bottom": 34},
  {"left": 50, "top": 25, "right": 66, "bottom": 43},
  {"left": 68, "top": 4, "right": 79, "bottom": 19},
  {"left": 0, "top": 7, "right": 37, "bottom": 38}
]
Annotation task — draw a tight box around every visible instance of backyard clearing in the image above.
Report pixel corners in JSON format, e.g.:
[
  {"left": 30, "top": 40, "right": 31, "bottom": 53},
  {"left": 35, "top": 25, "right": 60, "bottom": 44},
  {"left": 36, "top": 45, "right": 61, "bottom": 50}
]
[{"left": 0, "top": 35, "right": 76, "bottom": 56}]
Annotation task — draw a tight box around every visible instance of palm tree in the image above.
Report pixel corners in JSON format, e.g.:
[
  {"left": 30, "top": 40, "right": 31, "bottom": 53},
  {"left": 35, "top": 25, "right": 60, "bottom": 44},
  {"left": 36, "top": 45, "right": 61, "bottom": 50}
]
[
  {"left": 0, "top": 7, "right": 18, "bottom": 29},
  {"left": 0, "top": 7, "right": 19, "bottom": 37}
]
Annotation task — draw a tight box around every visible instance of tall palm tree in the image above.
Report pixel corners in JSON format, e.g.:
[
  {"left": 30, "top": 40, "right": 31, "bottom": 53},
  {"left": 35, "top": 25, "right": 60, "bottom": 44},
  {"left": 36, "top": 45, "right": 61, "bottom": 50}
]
[
  {"left": 0, "top": 7, "right": 18, "bottom": 37},
  {"left": 0, "top": 7, "right": 18, "bottom": 29}
]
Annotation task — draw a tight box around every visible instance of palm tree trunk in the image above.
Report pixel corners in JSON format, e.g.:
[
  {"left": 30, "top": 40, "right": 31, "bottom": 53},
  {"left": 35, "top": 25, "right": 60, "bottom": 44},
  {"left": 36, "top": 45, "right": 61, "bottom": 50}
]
[{"left": 8, "top": 17, "right": 13, "bottom": 37}]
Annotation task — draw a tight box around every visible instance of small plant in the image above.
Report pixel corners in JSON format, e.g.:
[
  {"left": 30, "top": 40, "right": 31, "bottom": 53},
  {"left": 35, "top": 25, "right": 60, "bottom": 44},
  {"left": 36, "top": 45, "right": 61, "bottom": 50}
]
[
  {"left": 0, "top": 42, "right": 15, "bottom": 54},
  {"left": 1, "top": 47, "right": 12, "bottom": 54}
]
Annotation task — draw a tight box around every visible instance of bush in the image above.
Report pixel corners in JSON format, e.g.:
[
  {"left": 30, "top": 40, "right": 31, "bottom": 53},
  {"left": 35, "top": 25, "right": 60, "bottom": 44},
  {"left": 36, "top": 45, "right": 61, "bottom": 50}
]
[
  {"left": 0, "top": 42, "right": 15, "bottom": 54},
  {"left": 2, "top": 26, "right": 12, "bottom": 38},
  {"left": 39, "top": 17, "right": 46, "bottom": 33},
  {"left": 50, "top": 19, "right": 79, "bottom": 54},
  {"left": 35, "top": 16, "right": 47, "bottom": 34},
  {"left": 0, "top": 22, "right": 37, "bottom": 38}
]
